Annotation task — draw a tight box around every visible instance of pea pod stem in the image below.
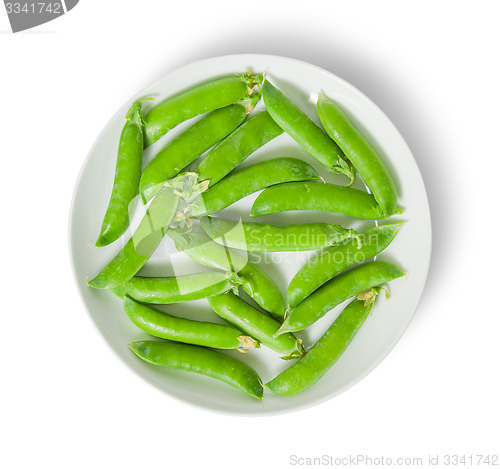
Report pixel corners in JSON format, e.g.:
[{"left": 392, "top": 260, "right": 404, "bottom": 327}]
[
  {"left": 189, "top": 157, "right": 319, "bottom": 217},
  {"left": 276, "top": 260, "right": 405, "bottom": 335},
  {"left": 129, "top": 340, "right": 263, "bottom": 400},
  {"left": 201, "top": 216, "right": 360, "bottom": 252},
  {"left": 266, "top": 288, "right": 382, "bottom": 395}
]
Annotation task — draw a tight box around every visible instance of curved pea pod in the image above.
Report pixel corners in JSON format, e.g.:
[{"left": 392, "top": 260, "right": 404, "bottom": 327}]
[
  {"left": 139, "top": 103, "right": 249, "bottom": 202},
  {"left": 143, "top": 73, "right": 262, "bottom": 147},
  {"left": 112, "top": 271, "right": 242, "bottom": 304},
  {"left": 168, "top": 228, "right": 285, "bottom": 321},
  {"left": 96, "top": 99, "right": 148, "bottom": 247},
  {"left": 200, "top": 216, "right": 359, "bottom": 252},
  {"left": 276, "top": 260, "right": 405, "bottom": 335},
  {"left": 123, "top": 296, "right": 257, "bottom": 350},
  {"left": 317, "top": 93, "right": 398, "bottom": 216},
  {"left": 196, "top": 110, "right": 284, "bottom": 186},
  {"left": 287, "top": 223, "right": 403, "bottom": 310},
  {"left": 251, "top": 181, "right": 399, "bottom": 220},
  {"left": 129, "top": 340, "right": 263, "bottom": 400},
  {"left": 262, "top": 79, "right": 355, "bottom": 183},
  {"left": 189, "top": 157, "right": 319, "bottom": 217},
  {"left": 88, "top": 185, "right": 180, "bottom": 289},
  {"left": 266, "top": 288, "right": 382, "bottom": 395},
  {"left": 208, "top": 293, "right": 304, "bottom": 359}
]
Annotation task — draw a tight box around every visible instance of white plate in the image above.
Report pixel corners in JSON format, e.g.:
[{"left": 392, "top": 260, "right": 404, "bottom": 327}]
[{"left": 69, "top": 54, "right": 431, "bottom": 415}]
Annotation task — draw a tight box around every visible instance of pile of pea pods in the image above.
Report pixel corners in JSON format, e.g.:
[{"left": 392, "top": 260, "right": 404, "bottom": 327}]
[{"left": 88, "top": 71, "right": 405, "bottom": 401}]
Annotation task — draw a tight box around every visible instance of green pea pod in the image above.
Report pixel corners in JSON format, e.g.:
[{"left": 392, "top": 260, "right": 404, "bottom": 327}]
[
  {"left": 144, "top": 73, "right": 262, "bottom": 147},
  {"left": 88, "top": 186, "right": 180, "bottom": 289},
  {"left": 189, "top": 157, "right": 319, "bottom": 217},
  {"left": 196, "top": 110, "right": 284, "bottom": 186},
  {"left": 208, "top": 293, "right": 304, "bottom": 359},
  {"left": 200, "top": 216, "right": 359, "bottom": 252},
  {"left": 96, "top": 99, "right": 149, "bottom": 247},
  {"left": 277, "top": 260, "right": 405, "bottom": 335},
  {"left": 112, "top": 271, "right": 242, "bottom": 304},
  {"left": 139, "top": 103, "right": 250, "bottom": 202},
  {"left": 262, "top": 80, "right": 355, "bottom": 183},
  {"left": 251, "top": 181, "right": 398, "bottom": 220},
  {"left": 123, "top": 296, "right": 257, "bottom": 350},
  {"left": 168, "top": 227, "right": 285, "bottom": 321},
  {"left": 266, "top": 288, "right": 382, "bottom": 395},
  {"left": 287, "top": 223, "right": 403, "bottom": 310},
  {"left": 317, "top": 93, "right": 398, "bottom": 216},
  {"left": 129, "top": 340, "right": 263, "bottom": 400}
]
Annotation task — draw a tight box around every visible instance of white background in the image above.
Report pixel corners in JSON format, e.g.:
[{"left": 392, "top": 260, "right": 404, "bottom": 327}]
[{"left": 1, "top": 1, "right": 499, "bottom": 468}]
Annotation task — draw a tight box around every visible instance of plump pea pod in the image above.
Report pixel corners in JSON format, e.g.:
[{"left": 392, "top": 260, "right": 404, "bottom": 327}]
[
  {"left": 196, "top": 110, "right": 283, "bottom": 186},
  {"left": 266, "top": 288, "right": 382, "bottom": 395},
  {"left": 143, "top": 72, "right": 262, "bottom": 147},
  {"left": 287, "top": 223, "right": 403, "bottom": 310},
  {"left": 123, "top": 296, "right": 257, "bottom": 350},
  {"left": 129, "top": 340, "right": 263, "bottom": 400},
  {"left": 200, "top": 216, "right": 359, "bottom": 252},
  {"left": 277, "top": 260, "right": 405, "bottom": 335},
  {"left": 251, "top": 181, "right": 397, "bottom": 220},
  {"left": 262, "top": 80, "right": 355, "bottom": 183},
  {"left": 189, "top": 157, "right": 319, "bottom": 217},
  {"left": 112, "top": 271, "right": 242, "bottom": 304},
  {"left": 96, "top": 99, "right": 149, "bottom": 247},
  {"left": 139, "top": 103, "right": 250, "bottom": 202},
  {"left": 317, "top": 93, "right": 398, "bottom": 216},
  {"left": 208, "top": 293, "right": 305, "bottom": 359},
  {"left": 88, "top": 186, "right": 180, "bottom": 289},
  {"left": 168, "top": 228, "right": 285, "bottom": 321}
]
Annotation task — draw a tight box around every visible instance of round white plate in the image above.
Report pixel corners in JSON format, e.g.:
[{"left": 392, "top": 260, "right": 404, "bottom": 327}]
[{"left": 69, "top": 54, "right": 431, "bottom": 415}]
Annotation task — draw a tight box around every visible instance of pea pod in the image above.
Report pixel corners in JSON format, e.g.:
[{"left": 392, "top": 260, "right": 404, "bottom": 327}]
[
  {"left": 251, "top": 181, "right": 392, "bottom": 220},
  {"left": 112, "top": 271, "right": 242, "bottom": 304},
  {"left": 262, "top": 79, "right": 355, "bottom": 182},
  {"left": 88, "top": 185, "right": 180, "bottom": 289},
  {"left": 129, "top": 340, "right": 263, "bottom": 400},
  {"left": 139, "top": 103, "right": 251, "bottom": 202},
  {"left": 168, "top": 227, "right": 285, "bottom": 321},
  {"left": 208, "top": 293, "right": 304, "bottom": 359},
  {"left": 277, "top": 260, "right": 405, "bottom": 335},
  {"left": 189, "top": 157, "right": 319, "bottom": 217},
  {"left": 200, "top": 216, "right": 359, "bottom": 252},
  {"left": 96, "top": 99, "right": 148, "bottom": 247},
  {"left": 196, "top": 110, "right": 283, "bottom": 186},
  {"left": 144, "top": 73, "right": 261, "bottom": 146},
  {"left": 266, "top": 288, "right": 382, "bottom": 395},
  {"left": 123, "top": 296, "right": 257, "bottom": 350},
  {"left": 317, "top": 93, "right": 398, "bottom": 216},
  {"left": 287, "top": 223, "right": 403, "bottom": 310}
]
